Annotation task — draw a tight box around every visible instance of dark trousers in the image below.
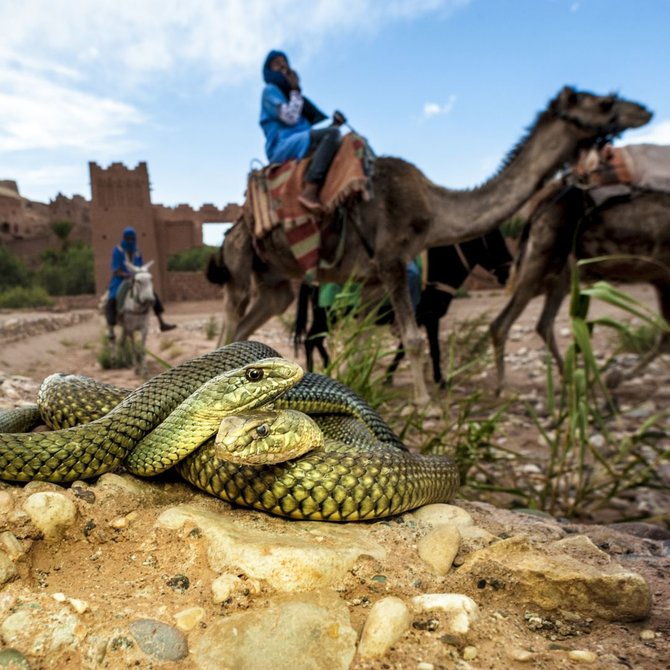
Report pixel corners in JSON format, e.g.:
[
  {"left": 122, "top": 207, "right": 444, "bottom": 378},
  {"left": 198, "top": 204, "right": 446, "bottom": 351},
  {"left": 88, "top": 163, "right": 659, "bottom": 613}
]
[
  {"left": 106, "top": 292, "right": 165, "bottom": 327},
  {"left": 305, "top": 127, "right": 341, "bottom": 184}
]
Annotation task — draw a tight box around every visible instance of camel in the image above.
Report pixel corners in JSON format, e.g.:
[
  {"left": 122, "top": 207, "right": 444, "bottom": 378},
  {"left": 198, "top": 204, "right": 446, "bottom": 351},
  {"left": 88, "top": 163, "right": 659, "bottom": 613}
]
[
  {"left": 217, "top": 87, "right": 651, "bottom": 403},
  {"left": 490, "top": 184, "right": 670, "bottom": 391}
]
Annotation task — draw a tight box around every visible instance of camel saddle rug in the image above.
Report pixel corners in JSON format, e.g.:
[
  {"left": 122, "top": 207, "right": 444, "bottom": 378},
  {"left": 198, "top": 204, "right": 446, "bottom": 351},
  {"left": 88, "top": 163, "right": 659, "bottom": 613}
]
[
  {"left": 575, "top": 143, "right": 670, "bottom": 205},
  {"left": 244, "top": 132, "right": 372, "bottom": 274}
]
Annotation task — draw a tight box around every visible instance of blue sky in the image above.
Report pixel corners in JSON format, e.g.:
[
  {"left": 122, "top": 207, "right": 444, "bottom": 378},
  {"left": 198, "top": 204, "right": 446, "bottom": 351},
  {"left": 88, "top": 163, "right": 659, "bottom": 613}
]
[{"left": 1, "top": 0, "right": 669, "bottom": 245}]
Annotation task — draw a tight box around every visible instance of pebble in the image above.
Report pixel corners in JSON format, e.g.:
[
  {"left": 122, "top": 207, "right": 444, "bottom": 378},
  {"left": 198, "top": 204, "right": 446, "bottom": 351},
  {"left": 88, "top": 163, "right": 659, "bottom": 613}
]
[
  {"left": 22, "top": 492, "right": 77, "bottom": 540},
  {"left": 508, "top": 648, "right": 535, "bottom": 662},
  {"left": 0, "top": 551, "right": 17, "bottom": 586},
  {"left": 462, "top": 645, "right": 478, "bottom": 660},
  {"left": 417, "top": 525, "right": 461, "bottom": 575},
  {"left": 567, "top": 649, "right": 598, "bottom": 663},
  {"left": 174, "top": 606, "right": 205, "bottom": 631},
  {"left": 357, "top": 596, "right": 411, "bottom": 659},
  {"left": 128, "top": 618, "right": 188, "bottom": 662},
  {"left": 411, "top": 594, "right": 479, "bottom": 635},
  {"left": 0, "top": 648, "right": 32, "bottom": 669},
  {"left": 639, "top": 629, "right": 656, "bottom": 640},
  {"left": 0, "top": 532, "right": 24, "bottom": 560},
  {"left": 211, "top": 573, "right": 243, "bottom": 603}
]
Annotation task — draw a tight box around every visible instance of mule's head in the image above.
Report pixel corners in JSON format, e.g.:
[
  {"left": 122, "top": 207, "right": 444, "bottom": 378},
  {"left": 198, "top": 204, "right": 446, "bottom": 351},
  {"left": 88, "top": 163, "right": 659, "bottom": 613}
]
[
  {"left": 129, "top": 263, "right": 156, "bottom": 307},
  {"left": 551, "top": 87, "right": 652, "bottom": 141}
]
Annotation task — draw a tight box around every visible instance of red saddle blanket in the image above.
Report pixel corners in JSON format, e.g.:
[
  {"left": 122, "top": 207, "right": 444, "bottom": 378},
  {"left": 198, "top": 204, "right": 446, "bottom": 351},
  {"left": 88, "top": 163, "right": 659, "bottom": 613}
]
[{"left": 244, "top": 133, "right": 371, "bottom": 273}]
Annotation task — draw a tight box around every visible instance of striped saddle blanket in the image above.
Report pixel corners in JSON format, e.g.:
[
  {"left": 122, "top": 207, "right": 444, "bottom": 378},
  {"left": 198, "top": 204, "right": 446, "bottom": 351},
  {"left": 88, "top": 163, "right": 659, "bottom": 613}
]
[{"left": 244, "top": 133, "right": 372, "bottom": 274}]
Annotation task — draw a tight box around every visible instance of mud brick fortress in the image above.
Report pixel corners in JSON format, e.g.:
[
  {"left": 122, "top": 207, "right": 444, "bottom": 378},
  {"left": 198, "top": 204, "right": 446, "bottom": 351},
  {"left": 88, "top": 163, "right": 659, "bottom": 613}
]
[{"left": 1, "top": 164, "right": 242, "bottom": 300}]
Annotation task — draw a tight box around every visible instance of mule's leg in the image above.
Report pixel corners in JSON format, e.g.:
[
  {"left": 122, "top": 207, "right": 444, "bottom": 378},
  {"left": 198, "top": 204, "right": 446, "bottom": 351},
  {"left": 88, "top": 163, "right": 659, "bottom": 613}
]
[{"left": 378, "top": 258, "right": 430, "bottom": 404}]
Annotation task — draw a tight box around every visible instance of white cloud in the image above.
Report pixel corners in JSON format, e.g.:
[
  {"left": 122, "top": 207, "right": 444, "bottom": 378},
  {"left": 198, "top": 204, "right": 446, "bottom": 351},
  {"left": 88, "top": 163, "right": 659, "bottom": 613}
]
[
  {"left": 618, "top": 120, "right": 670, "bottom": 146},
  {"left": 0, "top": 68, "right": 145, "bottom": 153},
  {"left": 0, "top": 1, "right": 470, "bottom": 87},
  {"left": 423, "top": 95, "right": 457, "bottom": 119},
  {"left": 0, "top": 1, "right": 469, "bottom": 161}
]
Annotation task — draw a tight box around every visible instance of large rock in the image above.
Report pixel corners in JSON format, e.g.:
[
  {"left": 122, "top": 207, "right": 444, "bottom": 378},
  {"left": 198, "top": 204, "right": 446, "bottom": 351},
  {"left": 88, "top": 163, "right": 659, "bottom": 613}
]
[
  {"left": 192, "top": 591, "right": 356, "bottom": 670},
  {"left": 157, "top": 504, "right": 385, "bottom": 591},
  {"left": 459, "top": 535, "right": 651, "bottom": 621}
]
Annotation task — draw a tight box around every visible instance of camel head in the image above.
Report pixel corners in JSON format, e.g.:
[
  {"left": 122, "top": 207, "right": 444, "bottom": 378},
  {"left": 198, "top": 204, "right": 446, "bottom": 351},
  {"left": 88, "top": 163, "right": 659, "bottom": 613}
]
[{"left": 551, "top": 86, "right": 652, "bottom": 142}]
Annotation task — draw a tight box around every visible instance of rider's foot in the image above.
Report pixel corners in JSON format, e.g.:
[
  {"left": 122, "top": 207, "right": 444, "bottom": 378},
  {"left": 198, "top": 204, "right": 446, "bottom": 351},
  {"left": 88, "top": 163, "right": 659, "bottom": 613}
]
[
  {"left": 159, "top": 322, "right": 177, "bottom": 332},
  {"left": 298, "top": 182, "right": 323, "bottom": 213}
]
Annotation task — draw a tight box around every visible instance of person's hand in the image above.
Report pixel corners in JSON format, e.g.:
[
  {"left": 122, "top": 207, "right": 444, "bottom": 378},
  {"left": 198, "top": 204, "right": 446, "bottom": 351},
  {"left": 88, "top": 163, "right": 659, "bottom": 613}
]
[
  {"left": 332, "top": 110, "right": 347, "bottom": 127},
  {"left": 286, "top": 69, "right": 300, "bottom": 91}
]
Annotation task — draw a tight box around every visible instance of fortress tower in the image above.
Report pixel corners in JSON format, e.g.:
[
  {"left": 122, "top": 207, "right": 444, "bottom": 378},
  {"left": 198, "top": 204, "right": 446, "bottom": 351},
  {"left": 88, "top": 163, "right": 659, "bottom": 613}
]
[{"left": 89, "top": 162, "right": 166, "bottom": 297}]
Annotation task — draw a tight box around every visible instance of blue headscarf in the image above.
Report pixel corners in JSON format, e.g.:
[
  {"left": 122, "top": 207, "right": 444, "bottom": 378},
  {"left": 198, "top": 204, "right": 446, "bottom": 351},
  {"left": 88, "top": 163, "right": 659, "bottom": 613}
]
[
  {"left": 121, "top": 226, "right": 137, "bottom": 255},
  {"left": 261, "top": 50, "right": 327, "bottom": 125},
  {"left": 263, "top": 50, "right": 291, "bottom": 94}
]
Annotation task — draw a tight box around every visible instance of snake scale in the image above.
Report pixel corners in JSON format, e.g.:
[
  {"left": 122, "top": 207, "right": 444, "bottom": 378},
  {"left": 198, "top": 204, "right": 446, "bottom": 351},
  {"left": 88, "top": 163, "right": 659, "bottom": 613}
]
[{"left": 0, "top": 341, "right": 459, "bottom": 521}]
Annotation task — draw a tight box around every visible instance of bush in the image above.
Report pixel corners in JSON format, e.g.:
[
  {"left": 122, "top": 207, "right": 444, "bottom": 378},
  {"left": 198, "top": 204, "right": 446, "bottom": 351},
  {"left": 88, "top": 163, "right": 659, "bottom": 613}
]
[
  {"left": 0, "top": 286, "right": 52, "bottom": 309},
  {"left": 35, "top": 243, "right": 95, "bottom": 295},
  {"left": 168, "top": 246, "right": 218, "bottom": 272},
  {"left": 0, "top": 246, "right": 32, "bottom": 291}
]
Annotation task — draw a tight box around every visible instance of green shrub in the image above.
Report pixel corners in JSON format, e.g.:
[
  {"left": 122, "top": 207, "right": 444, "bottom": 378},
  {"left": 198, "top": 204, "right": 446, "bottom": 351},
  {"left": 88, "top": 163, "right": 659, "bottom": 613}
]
[
  {"left": 0, "top": 286, "right": 52, "bottom": 308},
  {"left": 0, "top": 246, "right": 32, "bottom": 291},
  {"left": 168, "top": 246, "right": 218, "bottom": 272},
  {"left": 35, "top": 243, "right": 95, "bottom": 295}
]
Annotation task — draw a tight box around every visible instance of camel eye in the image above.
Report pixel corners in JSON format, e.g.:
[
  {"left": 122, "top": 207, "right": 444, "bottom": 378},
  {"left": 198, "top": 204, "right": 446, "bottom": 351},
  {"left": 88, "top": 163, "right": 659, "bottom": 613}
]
[
  {"left": 245, "top": 368, "right": 264, "bottom": 382},
  {"left": 600, "top": 99, "right": 614, "bottom": 113},
  {"left": 255, "top": 424, "right": 270, "bottom": 438}
]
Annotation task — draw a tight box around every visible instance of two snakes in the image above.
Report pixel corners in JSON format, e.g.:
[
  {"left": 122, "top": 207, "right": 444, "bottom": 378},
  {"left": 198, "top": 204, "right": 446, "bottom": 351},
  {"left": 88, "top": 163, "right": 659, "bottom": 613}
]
[{"left": 0, "top": 341, "right": 459, "bottom": 521}]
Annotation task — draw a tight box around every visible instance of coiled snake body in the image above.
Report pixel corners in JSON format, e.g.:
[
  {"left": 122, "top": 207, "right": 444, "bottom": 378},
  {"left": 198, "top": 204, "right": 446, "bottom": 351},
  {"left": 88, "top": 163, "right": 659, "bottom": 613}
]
[{"left": 0, "top": 342, "right": 459, "bottom": 521}]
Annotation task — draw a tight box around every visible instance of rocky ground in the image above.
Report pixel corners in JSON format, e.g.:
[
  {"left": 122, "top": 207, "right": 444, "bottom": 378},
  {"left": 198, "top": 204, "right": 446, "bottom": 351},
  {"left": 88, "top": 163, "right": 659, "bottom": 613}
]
[{"left": 0, "top": 288, "right": 668, "bottom": 669}]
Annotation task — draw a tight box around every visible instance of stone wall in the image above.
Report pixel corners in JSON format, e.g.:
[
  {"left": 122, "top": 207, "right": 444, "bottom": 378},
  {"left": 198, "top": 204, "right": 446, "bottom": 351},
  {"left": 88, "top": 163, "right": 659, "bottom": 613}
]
[{"left": 164, "top": 272, "right": 223, "bottom": 302}]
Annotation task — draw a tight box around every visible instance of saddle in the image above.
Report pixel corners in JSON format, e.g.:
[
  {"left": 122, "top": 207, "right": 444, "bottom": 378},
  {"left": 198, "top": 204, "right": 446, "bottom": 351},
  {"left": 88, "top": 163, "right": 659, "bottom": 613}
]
[
  {"left": 243, "top": 133, "right": 373, "bottom": 275},
  {"left": 575, "top": 143, "right": 670, "bottom": 206}
]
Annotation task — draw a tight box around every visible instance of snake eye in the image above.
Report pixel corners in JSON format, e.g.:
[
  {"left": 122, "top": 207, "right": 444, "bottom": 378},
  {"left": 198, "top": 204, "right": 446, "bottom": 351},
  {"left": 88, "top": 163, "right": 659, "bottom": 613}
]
[
  {"left": 245, "top": 367, "right": 264, "bottom": 382},
  {"left": 255, "top": 424, "right": 270, "bottom": 438}
]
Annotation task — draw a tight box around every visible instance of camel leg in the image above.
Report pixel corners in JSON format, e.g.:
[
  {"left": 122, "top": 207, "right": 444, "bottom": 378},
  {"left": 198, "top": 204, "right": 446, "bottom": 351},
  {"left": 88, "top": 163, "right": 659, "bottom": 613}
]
[
  {"left": 490, "top": 280, "right": 543, "bottom": 393},
  {"left": 423, "top": 316, "right": 446, "bottom": 388},
  {"left": 384, "top": 342, "right": 405, "bottom": 383},
  {"left": 218, "top": 276, "right": 251, "bottom": 346},
  {"left": 608, "top": 283, "right": 670, "bottom": 387},
  {"left": 378, "top": 259, "right": 430, "bottom": 404},
  {"left": 233, "top": 280, "right": 295, "bottom": 341},
  {"left": 535, "top": 268, "right": 570, "bottom": 376}
]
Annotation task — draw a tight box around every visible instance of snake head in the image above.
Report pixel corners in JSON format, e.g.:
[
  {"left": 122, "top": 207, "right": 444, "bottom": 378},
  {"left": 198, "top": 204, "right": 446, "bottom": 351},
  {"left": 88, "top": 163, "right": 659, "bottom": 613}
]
[
  {"left": 192, "top": 358, "right": 305, "bottom": 418},
  {"left": 213, "top": 409, "right": 324, "bottom": 464}
]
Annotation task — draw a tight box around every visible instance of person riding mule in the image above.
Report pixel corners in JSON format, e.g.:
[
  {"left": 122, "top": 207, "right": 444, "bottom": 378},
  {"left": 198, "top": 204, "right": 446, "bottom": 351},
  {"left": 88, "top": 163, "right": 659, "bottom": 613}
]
[{"left": 105, "top": 227, "right": 176, "bottom": 342}]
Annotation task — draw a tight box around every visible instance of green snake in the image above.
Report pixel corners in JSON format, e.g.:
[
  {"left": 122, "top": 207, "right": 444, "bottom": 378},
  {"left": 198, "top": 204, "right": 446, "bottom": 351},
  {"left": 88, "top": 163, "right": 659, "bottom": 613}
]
[{"left": 0, "top": 341, "right": 459, "bottom": 521}]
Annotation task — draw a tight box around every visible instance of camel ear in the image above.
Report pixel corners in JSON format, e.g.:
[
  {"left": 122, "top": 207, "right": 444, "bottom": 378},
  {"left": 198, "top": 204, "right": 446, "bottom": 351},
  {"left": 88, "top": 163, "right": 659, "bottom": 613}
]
[{"left": 557, "top": 86, "right": 578, "bottom": 109}]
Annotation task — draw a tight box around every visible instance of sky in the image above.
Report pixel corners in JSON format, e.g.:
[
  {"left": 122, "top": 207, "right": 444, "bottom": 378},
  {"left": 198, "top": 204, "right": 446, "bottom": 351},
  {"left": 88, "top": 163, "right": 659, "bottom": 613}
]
[{"left": 1, "top": 0, "right": 669, "bottom": 245}]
